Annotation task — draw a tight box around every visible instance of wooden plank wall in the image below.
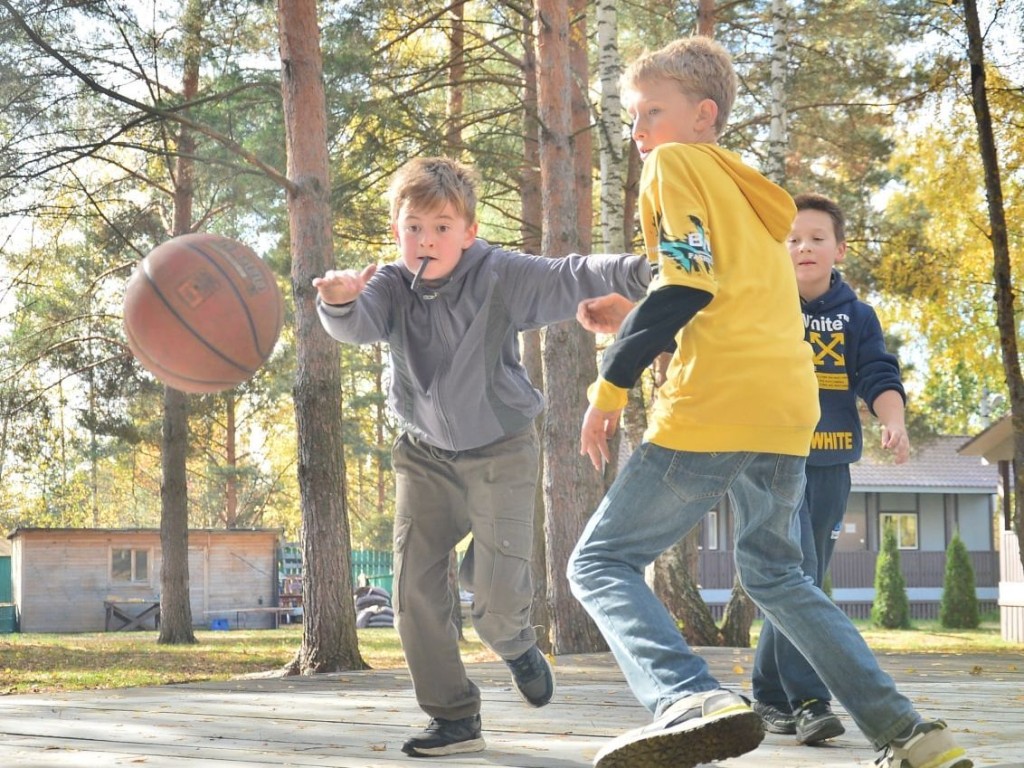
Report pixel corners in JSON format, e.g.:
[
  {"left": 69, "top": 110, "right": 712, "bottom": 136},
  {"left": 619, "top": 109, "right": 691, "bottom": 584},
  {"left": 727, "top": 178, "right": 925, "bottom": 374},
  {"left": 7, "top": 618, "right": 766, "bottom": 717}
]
[{"left": 12, "top": 530, "right": 278, "bottom": 633}]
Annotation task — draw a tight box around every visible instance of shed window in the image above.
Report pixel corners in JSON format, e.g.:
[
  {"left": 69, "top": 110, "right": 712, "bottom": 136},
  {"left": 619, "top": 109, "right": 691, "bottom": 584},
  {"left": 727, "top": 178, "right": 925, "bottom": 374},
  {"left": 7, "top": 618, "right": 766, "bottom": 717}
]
[
  {"left": 111, "top": 548, "right": 150, "bottom": 583},
  {"left": 880, "top": 513, "right": 919, "bottom": 550}
]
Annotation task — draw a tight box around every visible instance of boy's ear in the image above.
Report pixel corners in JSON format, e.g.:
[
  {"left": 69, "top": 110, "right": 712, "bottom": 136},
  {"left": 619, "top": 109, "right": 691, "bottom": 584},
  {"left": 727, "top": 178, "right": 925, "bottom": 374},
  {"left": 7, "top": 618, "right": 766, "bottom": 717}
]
[
  {"left": 697, "top": 98, "right": 719, "bottom": 132},
  {"left": 834, "top": 241, "right": 848, "bottom": 264},
  {"left": 391, "top": 221, "right": 400, "bottom": 243},
  {"left": 462, "top": 220, "right": 479, "bottom": 247}
]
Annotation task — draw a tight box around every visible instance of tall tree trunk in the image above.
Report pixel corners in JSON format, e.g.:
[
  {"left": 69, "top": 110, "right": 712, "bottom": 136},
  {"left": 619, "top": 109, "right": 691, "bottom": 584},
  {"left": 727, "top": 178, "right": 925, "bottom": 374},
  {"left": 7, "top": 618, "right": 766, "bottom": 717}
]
[
  {"left": 278, "top": 0, "right": 364, "bottom": 673},
  {"left": 224, "top": 394, "right": 238, "bottom": 527},
  {"left": 535, "top": 0, "right": 606, "bottom": 655},
  {"left": 596, "top": 0, "right": 624, "bottom": 254},
  {"left": 446, "top": 3, "right": 467, "bottom": 640},
  {"left": 652, "top": 538, "right": 722, "bottom": 646},
  {"left": 765, "top": 0, "right": 790, "bottom": 185},
  {"left": 158, "top": 0, "right": 203, "bottom": 646},
  {"left": 519, "top": 13, "right": 551, "bottom": 653},
  {"left": 696, "top": 0, "right": 716, "bottom": 36},
  {"left": 961, "top": 0, "right": 1024, "bottom": 574}
]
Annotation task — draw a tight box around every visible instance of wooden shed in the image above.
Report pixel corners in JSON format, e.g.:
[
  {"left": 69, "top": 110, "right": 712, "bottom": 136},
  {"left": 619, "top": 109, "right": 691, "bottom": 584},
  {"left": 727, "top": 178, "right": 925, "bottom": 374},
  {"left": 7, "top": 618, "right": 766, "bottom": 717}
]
[{"left": 7, "top": 528, "right": 282, "bottom": 633}]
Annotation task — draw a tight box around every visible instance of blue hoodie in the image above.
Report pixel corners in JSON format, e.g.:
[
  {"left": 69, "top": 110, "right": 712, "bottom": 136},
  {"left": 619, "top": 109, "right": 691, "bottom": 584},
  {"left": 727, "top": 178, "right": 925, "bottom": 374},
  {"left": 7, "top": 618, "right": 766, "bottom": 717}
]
[{"left": 802, "top": 269, "right": 905, "bottom": 466}]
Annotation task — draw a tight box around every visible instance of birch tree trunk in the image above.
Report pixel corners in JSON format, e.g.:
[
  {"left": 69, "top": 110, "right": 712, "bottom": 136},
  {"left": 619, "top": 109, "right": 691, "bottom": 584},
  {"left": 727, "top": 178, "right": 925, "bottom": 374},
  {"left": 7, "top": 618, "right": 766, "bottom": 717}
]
[
  {"left": 765, "top": 0, "right": 790, "bottom": 185},
  {"left": 596, "top": 0, "right": 625, "bottom": 253},
  {"left": 278, "top": 0, "right": 364, "bottom": 673}
]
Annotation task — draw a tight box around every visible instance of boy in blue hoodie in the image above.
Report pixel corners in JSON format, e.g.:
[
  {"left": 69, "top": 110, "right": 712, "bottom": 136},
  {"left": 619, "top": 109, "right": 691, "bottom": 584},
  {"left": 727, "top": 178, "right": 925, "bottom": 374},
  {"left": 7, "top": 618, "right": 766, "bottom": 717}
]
[{"left": 752, "top": 192, "right": 910, "bottom": 743}]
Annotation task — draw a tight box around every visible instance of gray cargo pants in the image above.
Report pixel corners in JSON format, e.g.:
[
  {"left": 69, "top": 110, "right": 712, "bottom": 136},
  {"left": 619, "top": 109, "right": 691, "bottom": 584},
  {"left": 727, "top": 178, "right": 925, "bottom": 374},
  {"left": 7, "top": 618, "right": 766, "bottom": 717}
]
[{"left": 391, "top": 426, "right": 540, "bottom": 720}]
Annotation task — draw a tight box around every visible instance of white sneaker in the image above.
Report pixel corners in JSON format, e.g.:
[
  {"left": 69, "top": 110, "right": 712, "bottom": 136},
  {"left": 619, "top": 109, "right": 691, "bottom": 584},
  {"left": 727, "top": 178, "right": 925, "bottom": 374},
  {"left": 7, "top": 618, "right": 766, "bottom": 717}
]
[
  {"left": 593, "top": 689, "right": 763, "bottom": 768},
  {"left": 875, "top": 720, "right": 973, "bottom": 768}
]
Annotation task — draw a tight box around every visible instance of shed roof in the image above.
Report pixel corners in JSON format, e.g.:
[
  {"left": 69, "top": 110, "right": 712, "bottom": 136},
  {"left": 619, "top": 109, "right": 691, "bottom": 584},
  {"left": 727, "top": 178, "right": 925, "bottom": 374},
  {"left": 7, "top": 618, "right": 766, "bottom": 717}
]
[
  {"left": 850, "top": 434, "right": 998, "bottom": 493},
  {"left": 7, "top": 527, "right": 282, "bottom": 541}
]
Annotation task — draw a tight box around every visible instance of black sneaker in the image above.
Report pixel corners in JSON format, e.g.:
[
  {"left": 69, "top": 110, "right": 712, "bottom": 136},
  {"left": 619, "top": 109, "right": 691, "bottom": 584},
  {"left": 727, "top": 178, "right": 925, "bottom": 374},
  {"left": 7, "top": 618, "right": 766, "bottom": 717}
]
[
  {"left": 752, "top": 699, "right": 797, "bottom": 735},
  {"left": 795, "top": 698, "right": 845, "bottom": 745},
  {"left": 505, "top": 645, "right": 555, "bottom": 707},
  {"left": 401, "top": 714, "right": 486, "bottom": 757},
  {"left": 593, "top": 689, "right": 764, "bottom": 768}
]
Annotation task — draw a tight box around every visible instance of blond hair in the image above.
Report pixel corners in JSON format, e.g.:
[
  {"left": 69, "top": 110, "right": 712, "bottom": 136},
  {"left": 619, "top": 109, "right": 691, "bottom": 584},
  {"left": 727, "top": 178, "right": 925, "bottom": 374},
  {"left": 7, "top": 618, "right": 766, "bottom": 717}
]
[
  {"left": 388, "top": 156, "right": 479, "bottom": 224},
  {"left": 622, "top": 36, "right": 738, "bottom": 136}
]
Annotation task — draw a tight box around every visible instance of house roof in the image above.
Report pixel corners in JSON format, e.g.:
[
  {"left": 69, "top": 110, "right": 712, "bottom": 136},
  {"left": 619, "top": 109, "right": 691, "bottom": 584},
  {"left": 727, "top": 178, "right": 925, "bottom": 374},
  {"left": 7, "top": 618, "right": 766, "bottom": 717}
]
[
  {"left": 6, "top": 527, "right": 283, "bottom": 540},
  {"left": 850, "top": 434, "right": 998, "bottom": 493},
  {"left": 958, "top": 415, "right": 1013, "bottom": 462}
]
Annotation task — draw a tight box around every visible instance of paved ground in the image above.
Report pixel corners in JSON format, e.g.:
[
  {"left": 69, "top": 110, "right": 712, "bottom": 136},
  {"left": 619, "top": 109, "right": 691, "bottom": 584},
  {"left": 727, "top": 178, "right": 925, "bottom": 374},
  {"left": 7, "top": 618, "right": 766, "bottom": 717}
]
[{"left": 0, "top": 647, "right": 1022, "bottom": 767}]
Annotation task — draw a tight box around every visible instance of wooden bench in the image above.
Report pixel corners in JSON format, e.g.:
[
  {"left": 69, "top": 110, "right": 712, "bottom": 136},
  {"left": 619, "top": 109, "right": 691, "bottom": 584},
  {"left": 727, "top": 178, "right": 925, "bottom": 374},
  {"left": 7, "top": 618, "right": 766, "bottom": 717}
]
[{"left": 104, "top": 599, "right": 160, "bottom": 631}]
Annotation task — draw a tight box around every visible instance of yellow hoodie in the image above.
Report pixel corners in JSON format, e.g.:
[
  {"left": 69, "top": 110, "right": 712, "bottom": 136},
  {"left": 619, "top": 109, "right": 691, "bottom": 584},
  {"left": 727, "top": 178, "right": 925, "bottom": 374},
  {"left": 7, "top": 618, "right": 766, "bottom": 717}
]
[{"left": 590, "top": 143, "right": 819, "bottom": 456}]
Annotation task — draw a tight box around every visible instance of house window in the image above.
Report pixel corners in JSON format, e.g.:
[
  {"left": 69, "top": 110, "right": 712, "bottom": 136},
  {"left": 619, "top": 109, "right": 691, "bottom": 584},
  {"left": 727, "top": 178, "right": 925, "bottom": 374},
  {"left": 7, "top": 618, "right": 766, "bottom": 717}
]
[
  {"left": 880, "top": 513, "right": 919, "bottom": 550},
  {"left": 111, "top": 547, "right": 151, "bottom": 583}
]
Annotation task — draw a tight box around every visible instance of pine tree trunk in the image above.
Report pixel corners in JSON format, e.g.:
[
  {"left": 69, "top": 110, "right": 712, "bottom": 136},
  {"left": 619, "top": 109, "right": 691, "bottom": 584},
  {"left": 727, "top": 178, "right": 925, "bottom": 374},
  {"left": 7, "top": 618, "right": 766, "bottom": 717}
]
[
  {"left": 961, "top": 0, "right": 1024, "bottom": 577},
  {"left": 535, "top": 0, "right": 606, "bottom": 655},
  {"left": 278, "top": 0, "right": 364, "bottom": 673},
  {"left": 157, "top": 0, "right": 203, "bottom": 646}
]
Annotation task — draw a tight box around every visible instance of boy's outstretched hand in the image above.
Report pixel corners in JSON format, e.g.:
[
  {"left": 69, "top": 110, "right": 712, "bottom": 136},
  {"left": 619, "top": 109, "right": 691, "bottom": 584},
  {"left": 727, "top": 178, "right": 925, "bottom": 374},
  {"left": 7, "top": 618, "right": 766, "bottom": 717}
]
[
  {"left": 313, "top": 263, "right": 378, "bottom": 305},
  {"left": 577, "top": 293, "right": 634, "bottom": 334},
  {"left": 580, "top": 403, "right": 622, "bottom": 472}
]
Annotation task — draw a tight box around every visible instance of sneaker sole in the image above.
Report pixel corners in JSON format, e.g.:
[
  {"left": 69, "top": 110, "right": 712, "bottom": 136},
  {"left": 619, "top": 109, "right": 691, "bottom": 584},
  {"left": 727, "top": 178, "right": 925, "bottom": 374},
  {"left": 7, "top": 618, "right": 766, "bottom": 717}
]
[
  {"left": 797, "top": 716, "right": 845, "bottom": 744},
  {"left": 916, "top": 752, "right": 973, "bottom": 768},
  {"left": 401, "top": 736, "right": 487, "bottom": 757},
  {"left": 593, "top": 708, "right": 764, "bottom": 768},
  {"left": 762, "top": 719, "right": 797, "bottom": 735}
]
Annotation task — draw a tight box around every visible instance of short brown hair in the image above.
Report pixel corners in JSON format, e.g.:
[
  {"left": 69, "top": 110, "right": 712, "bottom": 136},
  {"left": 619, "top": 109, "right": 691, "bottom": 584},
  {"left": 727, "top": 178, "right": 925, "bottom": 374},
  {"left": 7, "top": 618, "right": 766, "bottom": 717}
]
[
  {"left": 621, "top": 36, "right": 738, "bottom": 136},
  {"left": 794, "top": 193, "right": 846, "bottom": 243},
  {"left": 388, "top": 157, "right": 479, "bottom": 225}
]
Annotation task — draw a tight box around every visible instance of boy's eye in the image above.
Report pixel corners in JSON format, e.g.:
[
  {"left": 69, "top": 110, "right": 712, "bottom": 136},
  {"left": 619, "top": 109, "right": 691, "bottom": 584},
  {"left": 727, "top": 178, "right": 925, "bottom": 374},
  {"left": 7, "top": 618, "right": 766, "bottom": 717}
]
[{"left": 438, "top": 225, "right": 450, "bottom": 234}]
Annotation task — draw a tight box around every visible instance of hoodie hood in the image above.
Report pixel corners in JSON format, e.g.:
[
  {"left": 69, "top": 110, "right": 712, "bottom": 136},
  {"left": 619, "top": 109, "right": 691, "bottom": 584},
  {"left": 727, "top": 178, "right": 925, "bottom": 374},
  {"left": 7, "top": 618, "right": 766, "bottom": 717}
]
[
  {"left": 688, "top": 145, "right": 796, "bottom": 242},
  {"left": 803, "top": 269, "right": 858, "bottom": 313}
]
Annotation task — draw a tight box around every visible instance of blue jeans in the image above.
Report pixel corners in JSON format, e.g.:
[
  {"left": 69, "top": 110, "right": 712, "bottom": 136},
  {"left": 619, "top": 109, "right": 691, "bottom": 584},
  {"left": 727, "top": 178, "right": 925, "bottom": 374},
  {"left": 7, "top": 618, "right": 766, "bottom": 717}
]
[
  {"left": 753, "top": 463, "right": 852, "bottom": 710},
  {"left": 567, "top": 445, "right": 917, "bottom": 749}
]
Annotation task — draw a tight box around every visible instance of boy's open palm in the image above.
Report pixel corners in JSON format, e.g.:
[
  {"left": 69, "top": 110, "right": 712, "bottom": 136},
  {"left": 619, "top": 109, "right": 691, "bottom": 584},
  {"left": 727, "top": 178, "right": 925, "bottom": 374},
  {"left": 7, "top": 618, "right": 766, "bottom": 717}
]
[{"left": 313, "top": 264, "right": 378, "bottom": 305}]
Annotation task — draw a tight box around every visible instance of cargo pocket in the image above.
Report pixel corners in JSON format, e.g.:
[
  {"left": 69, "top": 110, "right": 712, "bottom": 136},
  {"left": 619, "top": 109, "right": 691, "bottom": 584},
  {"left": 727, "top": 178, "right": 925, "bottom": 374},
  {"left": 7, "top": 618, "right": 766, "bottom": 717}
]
[
  {"left": 391, "top": 515, "right": 413, "bottom": 615},
  {"left": 487, "top": 517, "right": 533, "bottom": 616}
]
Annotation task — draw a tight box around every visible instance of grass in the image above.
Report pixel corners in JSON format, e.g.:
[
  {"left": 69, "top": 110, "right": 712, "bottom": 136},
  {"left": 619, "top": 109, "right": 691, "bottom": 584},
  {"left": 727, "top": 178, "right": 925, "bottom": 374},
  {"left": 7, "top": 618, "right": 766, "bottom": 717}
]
[{"left": 1, "top": 618, "right": 1018, "bottom": 696}]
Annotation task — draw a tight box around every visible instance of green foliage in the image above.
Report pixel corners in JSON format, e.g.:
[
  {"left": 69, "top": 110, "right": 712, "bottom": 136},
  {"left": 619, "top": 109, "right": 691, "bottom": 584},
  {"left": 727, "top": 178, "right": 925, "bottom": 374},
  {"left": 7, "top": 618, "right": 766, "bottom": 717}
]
[
  {"left": 939, "top": 532, "right": 980, "bottom": 629},
  {"left": 872, "top": 524, "right": 911, "bottom": 629}
]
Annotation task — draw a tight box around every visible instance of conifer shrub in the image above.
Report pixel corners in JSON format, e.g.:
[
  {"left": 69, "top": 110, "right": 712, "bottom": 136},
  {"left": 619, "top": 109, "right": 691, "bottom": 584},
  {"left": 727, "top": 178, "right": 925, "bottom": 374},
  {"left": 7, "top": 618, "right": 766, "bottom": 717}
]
[
  {"left": 872, "top": 524, "right": 911, "bottom": 629},
  {"left": 939, "top": 532, "right": 979, "bottom": 629}
]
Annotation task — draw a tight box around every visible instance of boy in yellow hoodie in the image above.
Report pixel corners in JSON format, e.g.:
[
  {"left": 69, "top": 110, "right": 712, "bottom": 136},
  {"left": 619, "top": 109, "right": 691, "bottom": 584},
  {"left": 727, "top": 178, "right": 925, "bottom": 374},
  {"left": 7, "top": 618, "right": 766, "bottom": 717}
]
[{"left": 568, "top": 36, "right": 972, "bottom": 768}]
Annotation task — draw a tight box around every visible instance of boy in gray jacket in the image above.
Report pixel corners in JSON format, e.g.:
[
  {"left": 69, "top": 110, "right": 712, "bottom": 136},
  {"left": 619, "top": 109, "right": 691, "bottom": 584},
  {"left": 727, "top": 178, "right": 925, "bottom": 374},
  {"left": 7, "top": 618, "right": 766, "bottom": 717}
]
[{"left": 313, "top": 157, "right": 651, "bottom": 758}]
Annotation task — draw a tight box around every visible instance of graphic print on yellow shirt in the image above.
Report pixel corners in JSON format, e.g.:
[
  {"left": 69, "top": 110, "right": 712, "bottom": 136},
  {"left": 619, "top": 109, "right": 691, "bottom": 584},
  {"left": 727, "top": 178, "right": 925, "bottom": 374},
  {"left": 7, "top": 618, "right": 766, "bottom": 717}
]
[{"left": 657, "top": 211, "right": 714, "bottom": 279}]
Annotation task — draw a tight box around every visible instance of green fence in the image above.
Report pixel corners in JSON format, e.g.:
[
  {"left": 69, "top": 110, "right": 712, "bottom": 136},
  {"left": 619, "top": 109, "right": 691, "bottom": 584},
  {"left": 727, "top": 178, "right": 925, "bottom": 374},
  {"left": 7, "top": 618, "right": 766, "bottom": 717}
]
[
  {"left": 351, "top": 550, "right": 393, "bottom": 595},
  {"left": 277, "top": 546, "right": 394, "bottom": 597},
  {"left": 0, "top": 556, "right": 14, "bottom": 634}
]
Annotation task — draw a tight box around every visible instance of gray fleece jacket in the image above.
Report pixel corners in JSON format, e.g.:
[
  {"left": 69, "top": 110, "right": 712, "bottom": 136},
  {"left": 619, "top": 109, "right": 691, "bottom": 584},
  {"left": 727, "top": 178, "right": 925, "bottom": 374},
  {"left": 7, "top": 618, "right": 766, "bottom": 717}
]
[{"left": 317, "top": 238, "right": 651, "bottom": 451}]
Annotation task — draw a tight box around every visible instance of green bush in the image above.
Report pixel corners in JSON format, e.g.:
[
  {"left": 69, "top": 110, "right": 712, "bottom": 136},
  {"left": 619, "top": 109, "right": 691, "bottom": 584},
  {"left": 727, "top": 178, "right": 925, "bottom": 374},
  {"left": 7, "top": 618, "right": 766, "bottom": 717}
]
[
  {"left": 940, "top": 532, "right": 980, "bottom": 629},
  {"left": 872, "top": 524, "right": 911, "bottom": 629}
]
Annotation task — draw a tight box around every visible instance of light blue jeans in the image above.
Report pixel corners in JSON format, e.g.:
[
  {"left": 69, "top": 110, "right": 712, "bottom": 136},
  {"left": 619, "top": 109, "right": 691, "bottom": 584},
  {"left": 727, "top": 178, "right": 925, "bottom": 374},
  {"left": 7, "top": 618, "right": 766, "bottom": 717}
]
[{"left": 567, "top": 445, "right": 918, "bottom": 749}]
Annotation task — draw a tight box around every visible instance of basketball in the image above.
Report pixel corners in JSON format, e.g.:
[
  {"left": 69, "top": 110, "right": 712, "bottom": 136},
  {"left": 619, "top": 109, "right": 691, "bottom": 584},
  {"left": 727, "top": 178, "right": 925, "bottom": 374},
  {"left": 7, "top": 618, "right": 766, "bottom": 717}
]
[{"left": 123, "top": 233, "right": 284, "bottom": 394}]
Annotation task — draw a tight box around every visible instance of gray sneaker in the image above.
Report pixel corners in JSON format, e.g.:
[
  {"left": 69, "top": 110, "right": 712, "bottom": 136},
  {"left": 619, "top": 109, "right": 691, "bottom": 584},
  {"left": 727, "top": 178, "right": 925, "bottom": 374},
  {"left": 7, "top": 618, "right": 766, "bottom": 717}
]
[
  {"left": 593, "top": 689, "right": 764, "bottom": 768},
  {"left": 401, "top": 714, "right": 486, "bottom": 757},
  {"left": 875, "top": 720, "right": 972, "bottom": 768},
  {"left": 505, "top": 645, "right": 555, "bottom": 707}
]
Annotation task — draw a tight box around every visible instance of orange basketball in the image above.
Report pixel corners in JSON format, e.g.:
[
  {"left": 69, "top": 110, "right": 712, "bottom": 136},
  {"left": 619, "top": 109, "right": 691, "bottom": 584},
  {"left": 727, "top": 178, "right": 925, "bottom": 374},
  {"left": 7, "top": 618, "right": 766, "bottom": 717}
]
[{"left": 123, "top": 233, "right": 284, "bottom": 394}]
